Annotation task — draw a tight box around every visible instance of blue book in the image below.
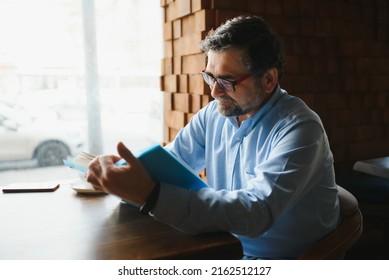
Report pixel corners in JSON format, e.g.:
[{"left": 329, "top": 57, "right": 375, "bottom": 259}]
[
  {"left": 133, "top": 144, "right": 208, "bottom": 191},
  {"left": 64, "top": 144, "right": 208, "bottom": 191}
]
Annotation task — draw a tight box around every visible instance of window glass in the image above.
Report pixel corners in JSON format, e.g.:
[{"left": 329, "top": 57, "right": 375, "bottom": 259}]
[{"left": 0, "top": 0, "right": 163, "bottom": 183}]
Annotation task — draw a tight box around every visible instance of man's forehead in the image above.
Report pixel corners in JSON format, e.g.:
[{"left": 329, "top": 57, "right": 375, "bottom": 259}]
[{"left": 206, "top": 49, "right": 246, "bottom": 73}]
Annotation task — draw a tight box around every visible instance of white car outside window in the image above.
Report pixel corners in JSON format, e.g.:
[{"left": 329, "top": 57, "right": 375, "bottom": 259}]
[{"left": 0, "top": 102, "right": 85, "bottom": 167}]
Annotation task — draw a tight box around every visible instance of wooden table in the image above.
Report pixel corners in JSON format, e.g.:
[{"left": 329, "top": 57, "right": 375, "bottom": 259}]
[
  {"left": 353, "top": 156, "right": 389, "bottom": 180},
  {"left": 0, "top": 181, "right": 242, "bottom": 260}
]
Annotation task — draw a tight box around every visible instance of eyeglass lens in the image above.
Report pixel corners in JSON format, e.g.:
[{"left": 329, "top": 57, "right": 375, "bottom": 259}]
[{"left": 201, "top": 72, "right": 235, "bottom": 92}]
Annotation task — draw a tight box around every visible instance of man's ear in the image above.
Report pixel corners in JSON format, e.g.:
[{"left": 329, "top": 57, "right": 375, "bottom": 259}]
[{"left": 263, "top": 68, "right": 278, "bottom": 94}]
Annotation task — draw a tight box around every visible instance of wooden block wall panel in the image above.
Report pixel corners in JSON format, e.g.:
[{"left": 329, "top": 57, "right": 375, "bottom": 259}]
[
  {"left": 213, "top": 0, "right": 249, "bottom": 10},
  {"left": 248, "top": 0, "right": 265, "bottom": 14},
  {"left": 163, "top": 74, "right": 177, "bottom": 92},
  {"left": 173, "top": 19, "right": 182, "bottom": 39},
  {"left": 165, "top": 110, "right": 186, "bottom": 130},
  {"left": 265, "top": 1, "right": 283, "bottom": 15},
  {"left": 163, "top": 122, "right": 170, "bottom": 142},
  {"left": 172, "top": 34, "right": 202, "bottom": 56},
  {"left": 165, "top": 2, "right": 177, "bottom": 22},
  {"left": 173, "top": 93, "right": 191, "bottom": 112},
  {"left": 178, "top": 74, "right": 188, "bottom": 92},
  {"left": 187, "top": 112, "right": 196, "bottom": 120},
  {"left": 191, "top": 93, "right": 202, "bottom": 112},
  {"left": 169, "top": 127, "right": 180, "bottom": 140},
  {"left": 175, "top": 0, "right": 191, "bottom": 18},
  {"left": 202, "top": 94, "right": 212, "bottom": 105},
  {"left": 192, "top": 0, "right": 211, "bottom": 13},
  {"left": 182, "top": 10, "right": 214, "bottom": 36},
  {"left": 172, "top": 38, "right": 184, "bottom": 57},
  {"left": 199, "top": 169, "right": 207, "bottom": 180},
  {"left": 181, "top": 13, "right": 196, "bottom": 36},
  {"left": 173, "top": 33, "right": 203, "bottom": 56},
  {"left": 163, "top": 21, "right": 172, "bottom": 40},
  {"left": 184, "top": 33, "right": 204, "bottom": 54},
  {"left": 189, "top": 73, "right": 210, "bottom": 94},
  {"left": 163, "top": 92, "right": 172, "bottom": 111},
  {"left": 165, "top": 0, "right": 191, "bottom": 22},
  {"left": 173, "top": 56, "right": 182, "bottom": 74},
  {"left": 162, "top": 57, "right": 173, "bottom": 75},
  {"left": 182, "top": 53, "right": 206, "bottom": 74},
  {"left": 162, "top": 2, "right": 216, "bottom": 143},
  {"left": 164, "top": 40, "right": 173, "bottom": 57},
  {"left": 194, "top": 9, "right": 215, "bottom": 33},
  {"left": 215, "top": 9, "right": 250, "bottom": 26},
  {"left": 160, "top": 76, "right": 164, "bottom": 92}
]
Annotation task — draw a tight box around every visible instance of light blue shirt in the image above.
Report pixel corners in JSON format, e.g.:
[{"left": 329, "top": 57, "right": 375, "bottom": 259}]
[{"left": 152, "top": 86, "right": 340, "bottom": 259}]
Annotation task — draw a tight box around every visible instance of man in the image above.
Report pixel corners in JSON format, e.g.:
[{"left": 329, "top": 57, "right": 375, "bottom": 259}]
[{"left": 87, "top": 15, "right": 340, "bottom": 259}]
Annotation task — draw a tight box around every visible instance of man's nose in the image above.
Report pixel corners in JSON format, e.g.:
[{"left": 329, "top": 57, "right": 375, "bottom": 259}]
[{"left": 210, "top": 82, "right": 226, "bottom": 98}]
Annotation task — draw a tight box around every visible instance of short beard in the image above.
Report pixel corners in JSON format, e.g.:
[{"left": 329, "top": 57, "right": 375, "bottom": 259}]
[
  {"left": 216, "top": 96, "right": 246, "bottom": 117},
  {"left": 217, "top": 82, "right": 268, "bottom": 117}
]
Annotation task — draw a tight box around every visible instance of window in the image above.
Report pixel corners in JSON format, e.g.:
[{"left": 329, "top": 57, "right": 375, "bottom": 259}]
[{"left": 0, "top": 0, "right": 163, "bottom": 183}]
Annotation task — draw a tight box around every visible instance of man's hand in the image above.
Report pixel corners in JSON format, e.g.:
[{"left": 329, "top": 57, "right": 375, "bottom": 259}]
[{"left": 86, "top": 142, "right": 156, "bottom": 206}]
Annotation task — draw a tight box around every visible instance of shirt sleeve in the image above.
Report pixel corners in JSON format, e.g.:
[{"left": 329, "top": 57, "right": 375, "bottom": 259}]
[{"left": 152, "top": 120, "right": 330, "bottom": 237}]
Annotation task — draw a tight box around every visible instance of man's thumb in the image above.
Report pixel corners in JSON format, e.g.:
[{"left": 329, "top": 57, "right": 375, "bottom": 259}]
[{"left": 117, "top": 142, "right": 136, "bottom": 163}]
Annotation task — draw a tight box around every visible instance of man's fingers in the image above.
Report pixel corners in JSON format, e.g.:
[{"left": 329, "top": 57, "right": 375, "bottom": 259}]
[
  {"left": 86, "top": 175, "right": 102, "bottom": 190},
  {"left": 88, "top": 157, "right": 102, "bottom": 177},
  {"left": 87, "top": 156, "right": 110, "bottom": 188},
  {"left": 86, "top": 167, "right": 102, "bottom": 190}
]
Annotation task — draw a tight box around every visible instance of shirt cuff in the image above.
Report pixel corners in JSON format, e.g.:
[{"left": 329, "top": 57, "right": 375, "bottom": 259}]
[{"left": 150, "top": 183, "right": 191, "bottom": 224}]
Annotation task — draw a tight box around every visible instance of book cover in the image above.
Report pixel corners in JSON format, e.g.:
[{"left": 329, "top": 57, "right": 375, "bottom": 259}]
[{"left": 135, "top": 144, "right": 208, "bottom": 191}]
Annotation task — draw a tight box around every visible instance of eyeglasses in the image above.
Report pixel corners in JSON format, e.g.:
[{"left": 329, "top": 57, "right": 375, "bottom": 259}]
[{"left": 201, "top": 70, "right": 252, "bottom": 93}]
